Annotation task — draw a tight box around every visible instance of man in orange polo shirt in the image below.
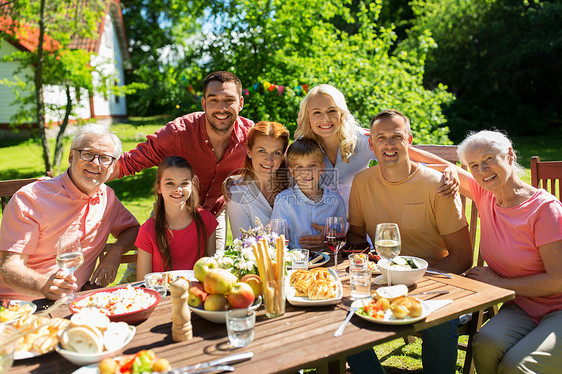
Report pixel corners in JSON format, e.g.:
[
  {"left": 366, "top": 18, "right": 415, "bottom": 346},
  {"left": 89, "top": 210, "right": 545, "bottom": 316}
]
[{"left": 0, "top": 124, "right": 139, "bottom": 301}]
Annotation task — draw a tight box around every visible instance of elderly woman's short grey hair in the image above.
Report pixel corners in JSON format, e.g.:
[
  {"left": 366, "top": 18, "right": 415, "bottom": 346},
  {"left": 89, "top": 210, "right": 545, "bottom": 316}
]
[
  {"left": 70, "top": 124, "right": 122, "bottom": 159},
  {"left": 457, "top": 130, "right": 525, "bottom": 175}
]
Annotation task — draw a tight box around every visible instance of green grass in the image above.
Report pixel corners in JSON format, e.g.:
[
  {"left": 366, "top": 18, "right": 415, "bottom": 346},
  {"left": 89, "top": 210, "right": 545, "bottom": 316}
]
[{"left": 1, "top": 121, "right": 560, "bottom": 374}]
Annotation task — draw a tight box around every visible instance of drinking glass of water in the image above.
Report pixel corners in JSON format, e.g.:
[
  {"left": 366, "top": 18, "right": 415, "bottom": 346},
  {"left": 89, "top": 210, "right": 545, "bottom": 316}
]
[
  {"left": 226, "top": 309, "right": 255, "bottom": 347},
  {"left": 350, "top": 253, "right": 371, "bottom": 299},
  {"left": 56, "top": 235, "right": 84, "bottom": 302},
  {"left": 374, "top": 223, "right": 401, "bottom": 286}
]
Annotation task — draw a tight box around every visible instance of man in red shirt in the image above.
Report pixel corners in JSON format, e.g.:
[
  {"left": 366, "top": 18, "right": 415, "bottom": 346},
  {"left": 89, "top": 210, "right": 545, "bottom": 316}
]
[{"left": 110, "top": 71, "right": 254, "bottom": 251}]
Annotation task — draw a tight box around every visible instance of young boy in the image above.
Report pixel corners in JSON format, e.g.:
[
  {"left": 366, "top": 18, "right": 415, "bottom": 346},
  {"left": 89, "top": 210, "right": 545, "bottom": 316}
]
[{"left": 271, "top": 137, "right": 346, "bottom": 249}]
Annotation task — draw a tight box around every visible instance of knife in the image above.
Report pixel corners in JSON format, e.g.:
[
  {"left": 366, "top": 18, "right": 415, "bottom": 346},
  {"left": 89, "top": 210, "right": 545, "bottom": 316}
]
[
  {"left": 425, "top": 270, "right": 453, "bottom": 279},
  {"left": 164, "top": 352, "right": 253, "bottom": 374}
]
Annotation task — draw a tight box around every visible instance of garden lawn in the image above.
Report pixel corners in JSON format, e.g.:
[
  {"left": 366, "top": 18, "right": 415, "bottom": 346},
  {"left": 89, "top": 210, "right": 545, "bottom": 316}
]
[{"left": 0, "top": 120, "right": 560, "bottom": 374}]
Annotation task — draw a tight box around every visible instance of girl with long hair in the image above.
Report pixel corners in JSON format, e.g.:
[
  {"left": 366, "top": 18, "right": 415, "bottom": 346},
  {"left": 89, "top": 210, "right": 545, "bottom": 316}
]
[
  {"left": 225, "top": 121, "right": 290, "bottom": 237},
  {"left": 136, "top": 156, "right": 218, "bottom": 280}
]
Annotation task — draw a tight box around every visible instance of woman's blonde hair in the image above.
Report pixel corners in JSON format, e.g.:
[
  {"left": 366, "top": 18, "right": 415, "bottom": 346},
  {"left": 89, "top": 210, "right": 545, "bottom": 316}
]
[{"left": 295, "top": 84, "right": 360, "bottom": 163}]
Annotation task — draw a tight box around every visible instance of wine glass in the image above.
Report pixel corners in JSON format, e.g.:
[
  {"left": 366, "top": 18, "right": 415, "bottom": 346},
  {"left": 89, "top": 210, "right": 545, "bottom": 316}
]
[
  {"left": 56, "top": 235, "right": 84, "bottom": 302},
  {"left": 324, "top": 217, "right": 346, "bottom": 277},
  {"left": 374, "top": 223, "right": 401, "bottom": 286},
  {"left": 270, "top": 218, "right": 289, "bottom": 248}
]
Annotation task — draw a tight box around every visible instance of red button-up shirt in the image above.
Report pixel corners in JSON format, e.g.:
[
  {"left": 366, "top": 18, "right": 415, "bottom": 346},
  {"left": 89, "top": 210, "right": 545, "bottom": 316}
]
[{"left": 118, "top": 112, "right": 254, "bottom": 215}]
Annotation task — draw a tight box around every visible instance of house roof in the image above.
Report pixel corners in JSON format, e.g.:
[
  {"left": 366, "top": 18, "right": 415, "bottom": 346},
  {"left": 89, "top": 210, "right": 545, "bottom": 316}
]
[
  {"left": 0, "top": 16, "right": 60, "bottom": 52},
  {"left": 69, "top": 0, "right": 131, "bottom": 68},
  {"left": 1, "top": 0, "right": 131, "bottom": 69}
]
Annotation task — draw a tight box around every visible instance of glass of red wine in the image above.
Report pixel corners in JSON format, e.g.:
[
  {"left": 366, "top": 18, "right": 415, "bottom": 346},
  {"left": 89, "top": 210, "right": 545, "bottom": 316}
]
[{"left": 324, "top": 217, "right": 346, "bottom": 276}]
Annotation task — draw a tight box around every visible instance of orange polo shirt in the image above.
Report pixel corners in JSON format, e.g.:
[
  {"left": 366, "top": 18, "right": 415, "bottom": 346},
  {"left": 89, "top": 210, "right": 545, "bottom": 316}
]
[{"left": 0, "top": 170, "right": 138, "bottom": 300}]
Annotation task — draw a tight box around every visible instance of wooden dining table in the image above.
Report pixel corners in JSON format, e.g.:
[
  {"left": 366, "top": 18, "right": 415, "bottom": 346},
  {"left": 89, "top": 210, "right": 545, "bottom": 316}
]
[{"left": 9, "top": 264, "right": 514, "bottom": 374}]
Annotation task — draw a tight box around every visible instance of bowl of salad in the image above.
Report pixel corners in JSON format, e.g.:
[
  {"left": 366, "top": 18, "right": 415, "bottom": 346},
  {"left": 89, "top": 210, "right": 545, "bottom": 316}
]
[{"left": 377, "top": 256, "right": 428, "bottom": 286}]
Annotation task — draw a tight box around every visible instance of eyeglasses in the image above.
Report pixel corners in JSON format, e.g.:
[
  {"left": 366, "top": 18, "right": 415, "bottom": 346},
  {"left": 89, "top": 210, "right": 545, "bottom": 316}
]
[{"left": 73, "top": 149, "right": 116, "bottom": 166}]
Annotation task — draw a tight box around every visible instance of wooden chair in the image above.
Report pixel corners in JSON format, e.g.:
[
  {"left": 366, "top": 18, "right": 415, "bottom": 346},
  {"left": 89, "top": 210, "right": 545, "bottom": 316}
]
[
  {"left": 410, "top": 145, "right": 494, "bottom": 374},
  {"left": 0, "top": 174, "right": 136, "bottom": 265},
  {"left": 530, "top": 156, "right": 562, "bottom": 200},
  {"left": 0, "top": 174, "right": 52, "bottom": 212}
]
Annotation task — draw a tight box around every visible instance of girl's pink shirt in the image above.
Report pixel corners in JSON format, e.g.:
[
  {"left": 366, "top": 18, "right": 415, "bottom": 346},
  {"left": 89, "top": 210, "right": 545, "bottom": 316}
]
[
  {"left": 469, "top": 178, "right": 562, "bottom": 322},
  {"left": 135, "top": 209, "right": 218, "bottom": 272}
]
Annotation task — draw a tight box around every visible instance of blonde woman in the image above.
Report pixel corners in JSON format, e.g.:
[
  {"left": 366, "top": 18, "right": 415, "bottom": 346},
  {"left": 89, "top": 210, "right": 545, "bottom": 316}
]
[{"left": 296, "top": 84, "right": 374, "bottom": 209}]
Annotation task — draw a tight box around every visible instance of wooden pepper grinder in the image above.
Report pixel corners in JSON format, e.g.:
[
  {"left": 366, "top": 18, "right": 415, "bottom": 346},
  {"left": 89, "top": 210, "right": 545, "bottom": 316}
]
[{"left": 169, "top": 278, "right": 193, "bottom": 341}]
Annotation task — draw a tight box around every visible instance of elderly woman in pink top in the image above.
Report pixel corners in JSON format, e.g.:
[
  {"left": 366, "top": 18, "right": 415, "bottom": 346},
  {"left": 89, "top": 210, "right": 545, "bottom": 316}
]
[{"left": 419, "top": 130, "right": 562, "bottom": 373}]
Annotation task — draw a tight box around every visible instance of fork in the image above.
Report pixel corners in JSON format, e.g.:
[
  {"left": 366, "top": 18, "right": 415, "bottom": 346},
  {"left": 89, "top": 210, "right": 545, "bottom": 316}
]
[{"left": 334, "top": 306, "right": 359, "bottom": 337}]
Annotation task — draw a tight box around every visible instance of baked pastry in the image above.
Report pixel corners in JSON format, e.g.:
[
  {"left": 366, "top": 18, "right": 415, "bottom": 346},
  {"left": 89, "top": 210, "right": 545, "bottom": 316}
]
[
  {"left": 293, "top": 274, "right": 314, "bottom": 297},
  {"left": 290, "top": 269, "right": 311, "bottom": 286},
  {"left": 307, "top": 279, "right": 337, "bottom": 300},
  {"left": 309, "top": 268, "right": 333, "bottom": 281}
]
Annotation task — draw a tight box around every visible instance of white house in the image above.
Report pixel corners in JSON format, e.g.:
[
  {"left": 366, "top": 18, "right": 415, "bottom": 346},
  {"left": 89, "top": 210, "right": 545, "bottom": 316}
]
[{"left": 0, "top": 0, "right": 131, "bottom": 128}]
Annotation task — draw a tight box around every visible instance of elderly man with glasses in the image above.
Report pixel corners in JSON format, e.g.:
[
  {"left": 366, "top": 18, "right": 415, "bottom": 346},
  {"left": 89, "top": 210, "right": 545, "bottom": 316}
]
[{"left": 0, "top": 124, "right": 139, "bottom": 301}]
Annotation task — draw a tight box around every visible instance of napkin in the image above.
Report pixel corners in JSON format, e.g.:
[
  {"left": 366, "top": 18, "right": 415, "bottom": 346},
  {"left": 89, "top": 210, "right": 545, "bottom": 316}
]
[{"left": 424, "top": 299, "right": 453, "bottom": 314}]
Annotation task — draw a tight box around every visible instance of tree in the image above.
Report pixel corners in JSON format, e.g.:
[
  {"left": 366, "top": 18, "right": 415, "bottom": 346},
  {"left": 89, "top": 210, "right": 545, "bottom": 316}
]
[
  {"left": 1, "top": 0, "right": 142, "bottom": 173},
  {"left": 405, "top": 0, "right": 562, "bottom": 140},
  {"left": 187, "top": 0, "right": 453, "bottom": 143},
  {"left": 120, "top": 0, "right": 207, "bottom": 116}
]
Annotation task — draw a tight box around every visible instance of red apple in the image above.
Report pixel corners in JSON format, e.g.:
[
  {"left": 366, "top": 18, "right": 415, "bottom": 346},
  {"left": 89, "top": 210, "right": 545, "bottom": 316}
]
[
  {"left": 204, "top": 269, "right": 237, "bottom": 295},
  {"left": 203, "top": 294, "right": 228, "bottom": 311},
  {"left": 240, "top": 274, "right": 262, "bottom": 299},
  {"left": 193, "top": 257, "right": 219, "bottom": 283},
  {"left": 187, "top": 281, "right": 208, "bottom": 308},
  {"left": 227, "top": 282, "right": 255, "bottom": 309}
]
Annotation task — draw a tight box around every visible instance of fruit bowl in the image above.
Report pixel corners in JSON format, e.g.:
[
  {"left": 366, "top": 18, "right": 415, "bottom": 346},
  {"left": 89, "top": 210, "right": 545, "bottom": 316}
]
[
  {"left": 70, "top": 287, "right": 161, "bottom": 324},
  {"left": 189, "top": 296, "right": 262, "bottom": 324},
  {"left": 377, "top": 256, "right": 428, "bottom": 286},
  {"left": 55, "top": 325, "right": 135, "bottom": 366}
]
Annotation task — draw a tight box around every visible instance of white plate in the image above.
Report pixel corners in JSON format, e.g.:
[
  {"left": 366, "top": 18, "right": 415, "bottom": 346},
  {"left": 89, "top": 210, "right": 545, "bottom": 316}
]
[
  {"left": 14, "top": 349, "right": 53, "bottom": 360},
  {"left": 352, "top": 297, "right": 431, "bottom": 325},
  {"left": 0, "top": 300, "right": 37, "bottom": 325},
  {"left": 286, "top": 269, "right": 343, "bottom": 306},
  {"left": 308, "top": 253, "right": 330, "bottom": 268},
  {"left": 73, "top": 365, "right": 98, "bottom": 374},
  {"left": 164, "top": 270, "right": 196, "bottom": 288},
  {"left": 189, "top": 296, "right": 262, "bottom": 324}
]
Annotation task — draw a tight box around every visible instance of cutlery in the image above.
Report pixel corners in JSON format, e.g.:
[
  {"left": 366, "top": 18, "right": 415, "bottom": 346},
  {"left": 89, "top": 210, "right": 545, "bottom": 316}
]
[
  {"left": 334, "top": 306, "right": 359, "bottom": 337},
  {"left": 186, "top": 365, "right": 234, "bottom": 374},
  {"left": 164, "top": 352, "right": 253, "bottom": 374},
  {"left": 425, "top": 270, "right": 453, "bottom": 279},
  {"left": 409, "top": 291, "right": 449, "bottom": 297}
]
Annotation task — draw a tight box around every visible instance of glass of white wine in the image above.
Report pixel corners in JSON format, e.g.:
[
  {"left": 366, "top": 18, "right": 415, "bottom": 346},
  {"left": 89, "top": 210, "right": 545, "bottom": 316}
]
[
  {"left": 56, "top": 235, "right": 84, "bottom": 302},
  {"left": 374, "top": 223, "right": 401, "bottom": 286}
]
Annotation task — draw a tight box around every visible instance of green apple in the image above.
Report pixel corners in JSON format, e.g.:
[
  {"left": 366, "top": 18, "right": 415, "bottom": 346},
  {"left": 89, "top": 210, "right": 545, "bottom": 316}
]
[
  {"left": 203, "top": 294, "right": 228, "bottom": 311},
  {"left": 193, "top": 257, "right": 219, "bottom": 282},
  {"left": 240, "top": 274, "right": 262, "bottom": 299},
  {"left": 203, "top": 269, "right": 237, "bottom": 295}
]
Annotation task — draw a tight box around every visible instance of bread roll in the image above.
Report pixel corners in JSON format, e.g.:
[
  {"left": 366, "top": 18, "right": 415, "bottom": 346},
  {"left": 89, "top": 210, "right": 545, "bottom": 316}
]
[{"left": 64, "top": 326, "right": 103, "bottom": 353}]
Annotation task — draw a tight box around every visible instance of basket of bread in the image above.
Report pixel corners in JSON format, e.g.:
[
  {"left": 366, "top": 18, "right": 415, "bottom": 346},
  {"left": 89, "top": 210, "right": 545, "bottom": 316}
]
[
  {"left": 352, "top": 285, "right": 430, "bottom": 324},
  {"left": 286, "top": 268, "right": 343, "bottom": 306},
  {"left": 55, "top": 311, "right": 135, "bottom": 366}
]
